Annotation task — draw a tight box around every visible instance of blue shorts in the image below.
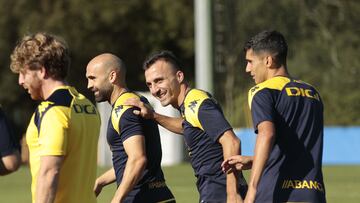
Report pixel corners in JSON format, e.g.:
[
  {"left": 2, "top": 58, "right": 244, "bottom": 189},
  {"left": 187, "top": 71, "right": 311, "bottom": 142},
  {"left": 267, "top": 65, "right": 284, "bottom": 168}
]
[
  {"left": 123, "top": 181, "right": 175, "bottom": 203},
  {"left": 197, "top": 174, "right": 247, "bottom": 203}
]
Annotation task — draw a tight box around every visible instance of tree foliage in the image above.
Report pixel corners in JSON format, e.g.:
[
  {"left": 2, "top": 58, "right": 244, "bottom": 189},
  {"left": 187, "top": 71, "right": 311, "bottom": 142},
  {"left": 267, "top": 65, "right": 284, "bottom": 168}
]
[
  {"left": 0, "top": 0, "right": 194, "bottom": 136},
  {"left": 0, "top": 0, "right": 358, "bottom": 138},
  {"left": 213, "top": 0, "right": 360, "bottom": 126}
]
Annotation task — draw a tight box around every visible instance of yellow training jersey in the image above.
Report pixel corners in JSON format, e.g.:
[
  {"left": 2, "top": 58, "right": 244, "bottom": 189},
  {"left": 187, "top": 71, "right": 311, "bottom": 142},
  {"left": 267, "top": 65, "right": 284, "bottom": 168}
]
[{"left": 26, "top": 86, "right": 100, "bottom": 203}]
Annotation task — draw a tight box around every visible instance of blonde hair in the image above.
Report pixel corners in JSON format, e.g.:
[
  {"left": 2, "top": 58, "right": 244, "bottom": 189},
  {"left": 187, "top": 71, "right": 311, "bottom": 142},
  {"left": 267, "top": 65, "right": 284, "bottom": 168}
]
[{"left": 10, "top": 32, "right": 70, "bottom": 80}]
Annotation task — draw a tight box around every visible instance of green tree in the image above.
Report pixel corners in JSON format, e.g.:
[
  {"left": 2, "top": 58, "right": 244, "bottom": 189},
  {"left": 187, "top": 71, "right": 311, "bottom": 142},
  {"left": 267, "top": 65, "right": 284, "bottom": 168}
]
[
  {"left": 0, "top": 0, "right": 194, "bottom": 136},
  {"left": 213, "top": 0, "right": 360, "bottom": 127}
]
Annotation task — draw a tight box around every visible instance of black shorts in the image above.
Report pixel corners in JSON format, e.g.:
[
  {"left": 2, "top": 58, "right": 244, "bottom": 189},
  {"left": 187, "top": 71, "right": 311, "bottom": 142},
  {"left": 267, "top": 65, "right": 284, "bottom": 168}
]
[
  {"left": 197, "top": 174, "right": 247, "bottom": 203},
  {"left": 124, "top": 181, "right": 176, "bottom": 203}
]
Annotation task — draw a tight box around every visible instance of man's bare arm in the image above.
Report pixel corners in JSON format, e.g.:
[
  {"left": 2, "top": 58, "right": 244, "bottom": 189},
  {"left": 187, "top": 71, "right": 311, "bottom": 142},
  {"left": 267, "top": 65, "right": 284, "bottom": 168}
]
[
  {"left": 218, "top": 130, "right": 243, "bottom": 203},
  {"left": 93, "top": 167, "right": 116, "bottom": 197},
  {"left": 111, "top": 135, "right": 147, "bottom": 203},
  {"left": 36, "top": 155, "right": 64, "bottom": 203},
  {"left": 245, "top": 121, "right": 275, "bottom": 203}
]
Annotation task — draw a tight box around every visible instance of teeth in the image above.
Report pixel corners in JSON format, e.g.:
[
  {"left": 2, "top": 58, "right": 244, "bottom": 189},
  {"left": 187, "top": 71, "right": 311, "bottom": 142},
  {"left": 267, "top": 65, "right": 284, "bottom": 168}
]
[{"left": 158, "top": 92, "right": 165, "bottom": 97}]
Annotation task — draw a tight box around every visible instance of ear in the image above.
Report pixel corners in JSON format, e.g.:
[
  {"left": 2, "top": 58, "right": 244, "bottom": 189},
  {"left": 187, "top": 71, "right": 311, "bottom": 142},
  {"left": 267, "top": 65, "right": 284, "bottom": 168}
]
[
  {"left": 265, "top": 55, "right": 274, "bottom": 68},
  {"left": 38, "top": 66, "right": 47, "bottom": 79},
  {"left": 108, "top": 70, "right": 117, "bottom": 83},
  {"left": 176, "top": 70, "right": 184, "bottom": 83}
]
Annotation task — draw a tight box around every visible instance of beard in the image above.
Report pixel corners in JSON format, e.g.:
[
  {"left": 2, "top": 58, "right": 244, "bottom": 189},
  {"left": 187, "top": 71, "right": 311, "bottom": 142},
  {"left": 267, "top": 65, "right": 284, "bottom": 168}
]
[
  {"left": 94, "top": 85, "right": 113, "bottom": 103},
  {"left": 94, "top": 93, "right": 107, "bottom": 102},
  {"left": 26, "top": 79, "right": 43, "bottom": 100}
]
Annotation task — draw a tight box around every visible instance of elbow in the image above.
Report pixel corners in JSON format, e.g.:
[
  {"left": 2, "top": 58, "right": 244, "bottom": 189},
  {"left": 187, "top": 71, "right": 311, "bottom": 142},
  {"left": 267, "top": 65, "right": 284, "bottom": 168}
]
[
  {"left": 219, "top": 131, "right": 241, "bottom": 155},
  {"left": 234, "top": 137, "right": 241, "bottom": 148},
  {"left": 0, "top": 164, "right": 20, "bottom": 176},
  {"left": 138, "top": 156, "right": 147, "bottom": 170},
  {"left": 229, "top": 136, "right": 241, "bottom": 152},
  {"left": 39, "top": 167, "right": 61, "bottom": 181},
  {"left": 6, "top": 160, "right": 21, "bottom": 173},
  {"left": 129, "top": 155, "right": 147, "bottom": 171},
  {"left": 258, "top": 131, "right": 276, "bottom": 142},
  {"left": 0, "top": 153, "right": 21, "bottom": 175}
]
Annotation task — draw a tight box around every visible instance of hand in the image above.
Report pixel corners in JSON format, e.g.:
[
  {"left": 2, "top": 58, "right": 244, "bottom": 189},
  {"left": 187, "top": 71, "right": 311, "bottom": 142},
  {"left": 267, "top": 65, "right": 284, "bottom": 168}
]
[
  {"left": 124, "top": 98, "right": 154, "bottom": 119},
  {"left": 93, "top": 178, "right": 104, "bottom": 197},
  {"left": 222, "top": 155, "right": 253, "bottom": 173}
]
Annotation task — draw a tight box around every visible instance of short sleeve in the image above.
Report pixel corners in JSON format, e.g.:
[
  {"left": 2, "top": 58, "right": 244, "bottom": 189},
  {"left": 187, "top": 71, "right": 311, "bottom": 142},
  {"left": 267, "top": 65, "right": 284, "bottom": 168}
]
[
  {"left": 38, "top": 107, "right": 69, "bottom": 156},
  {"left": 119, "top": 108, "right": 144, "bottom": 142},
  {"left": 198, "top": 99, "right": 232, "bottom": 142},
  {"left": 251, "top": 89, "right": 276, "bottom": 133}
]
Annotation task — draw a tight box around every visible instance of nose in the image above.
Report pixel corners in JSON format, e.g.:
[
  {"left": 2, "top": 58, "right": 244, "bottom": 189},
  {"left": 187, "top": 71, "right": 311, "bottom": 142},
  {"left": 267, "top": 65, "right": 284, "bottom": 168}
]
[
  {"left": 245, "top": 63, "right": 251, "bottom": 73},
  {"left": 18, "top": 73, "right": 24, "bottom": 86},
  {"left": 149, "top": 84, "right": 160, "bottom": 97},
  {"left": 87, "top": 80, "right": 93, "bottom": 90}
]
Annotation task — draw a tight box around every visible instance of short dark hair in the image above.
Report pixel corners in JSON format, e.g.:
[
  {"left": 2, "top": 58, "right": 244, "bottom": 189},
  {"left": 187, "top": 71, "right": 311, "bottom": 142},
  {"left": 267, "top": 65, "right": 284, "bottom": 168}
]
[
  {"left": 244, "top": 30, "right": 288, "bottom": 67},
  {"left": 143, "top": 50, "right": 182, "bottom": 71}
]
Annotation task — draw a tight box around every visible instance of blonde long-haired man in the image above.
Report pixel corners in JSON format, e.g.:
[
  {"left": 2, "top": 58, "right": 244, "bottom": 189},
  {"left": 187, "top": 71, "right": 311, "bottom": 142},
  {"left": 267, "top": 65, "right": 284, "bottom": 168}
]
[{"left": 10, "top": 32, "right": 101, "bottom": 203}]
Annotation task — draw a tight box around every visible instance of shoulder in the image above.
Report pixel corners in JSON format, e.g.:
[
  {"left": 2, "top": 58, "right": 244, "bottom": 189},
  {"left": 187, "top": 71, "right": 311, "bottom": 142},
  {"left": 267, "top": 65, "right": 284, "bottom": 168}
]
[
  {"left": 183, "top": 89, "right": 213, "bottom": 129},
  {"left": 184, "top": 89, "right": 211, "bottom": 111},
  {"left": 113, "top": 92, "right": 141, "bottom": 118},
  {"left": 284, "top": 79, "right": 322, "bottom": 102},
  {"left": 47, "top": 87, "right": 75, "bottom": 107},
  {"left": 35, "top": 87, "right": 85, "bottom": 129},
  {"left": 291, "top": 79, "right": 321, "bottom": 93},
  {"left": 248, "top": 77, "right": 291, "bottom": 109},
  {"left": 36, "top": 87, "right": 76, "bottom": 118},
  {"left": 111, "top": 92, "right": 141, "bottom": 133}
]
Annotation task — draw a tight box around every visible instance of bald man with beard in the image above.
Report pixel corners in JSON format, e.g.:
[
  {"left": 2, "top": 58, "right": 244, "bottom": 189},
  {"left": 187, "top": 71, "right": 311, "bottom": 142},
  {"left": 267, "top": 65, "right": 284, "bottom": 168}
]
[{"left": 86, "top": 54, "right": 175, "bottom": 203}]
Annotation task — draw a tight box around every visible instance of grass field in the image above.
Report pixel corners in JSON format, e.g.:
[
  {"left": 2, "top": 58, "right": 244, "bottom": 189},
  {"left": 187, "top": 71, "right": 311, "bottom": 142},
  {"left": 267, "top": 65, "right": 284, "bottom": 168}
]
[{"left": 1, "top": 164, "right": 359, "bottom": 202}]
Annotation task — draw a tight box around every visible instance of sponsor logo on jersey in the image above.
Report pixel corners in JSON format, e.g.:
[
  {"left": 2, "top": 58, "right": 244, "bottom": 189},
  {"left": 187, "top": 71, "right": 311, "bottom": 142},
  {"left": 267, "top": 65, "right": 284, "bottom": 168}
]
[
  {"left": 281, "top": 179, "right": 324, "bottom": 192},
  {"left": 38, "top": 101, "right": 54, "bottom": 117},
  {"left": 285, "top": 87, "right": 320, "bottom": 101},
  {"left": 73, "top": 104, "right": 97, "bottom": 114},
  {"left": 114, "top": 105, "right": 123, "bottom": 117},
  {"left": 188, "top": 100, "right": 199, "bottom": 113}
]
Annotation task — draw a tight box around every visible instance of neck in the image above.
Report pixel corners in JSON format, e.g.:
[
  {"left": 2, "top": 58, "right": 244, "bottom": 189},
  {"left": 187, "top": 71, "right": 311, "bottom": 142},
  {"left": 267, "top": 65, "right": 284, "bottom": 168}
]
[
  {"left": 41, "top": 79, "right": 66, "bottom": 100},
  {"left": 110, "top": 85, "right": 127, "bottom": 105},
  {"left": 174, "top": 83, "right": 189, "bottom": 109},
  {"left": 268, "top": 65, "right": 289, "bottom": 79}
]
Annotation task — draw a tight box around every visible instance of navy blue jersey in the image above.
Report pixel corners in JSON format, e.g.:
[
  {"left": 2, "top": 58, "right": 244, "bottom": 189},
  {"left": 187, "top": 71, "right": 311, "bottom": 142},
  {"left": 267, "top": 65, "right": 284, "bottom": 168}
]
[
  {"left": 0, "top": 108, "right": 19, "bottom": 157},
  {"left": 107, "top": 92, "right": 174, "bottom": 202},
  {"left": 180, "top": 89, "right": 247, "bottom": 202},
  {"left": 248, "top": 76, "right": 326, "bottom": 202}
]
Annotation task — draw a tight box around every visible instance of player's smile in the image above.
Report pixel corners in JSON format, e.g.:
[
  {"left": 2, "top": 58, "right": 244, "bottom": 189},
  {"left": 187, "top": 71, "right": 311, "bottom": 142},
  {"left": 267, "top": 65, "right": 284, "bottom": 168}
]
[
  {"left": 157, "top": 90, "right": 167, "bottom": 100},
  {"left": 91, "top": 88, "right": 98, "bottom": 94}
]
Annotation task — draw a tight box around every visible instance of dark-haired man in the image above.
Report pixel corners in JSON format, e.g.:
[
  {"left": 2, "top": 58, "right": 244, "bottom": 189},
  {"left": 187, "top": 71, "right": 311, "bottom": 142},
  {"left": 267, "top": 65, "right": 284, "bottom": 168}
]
[
  {"left": 222, "top": 30, "right": 326, "bottom": 203},
  {"left": 125, "top": 50, "right": 247, "bottom": 203}
]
